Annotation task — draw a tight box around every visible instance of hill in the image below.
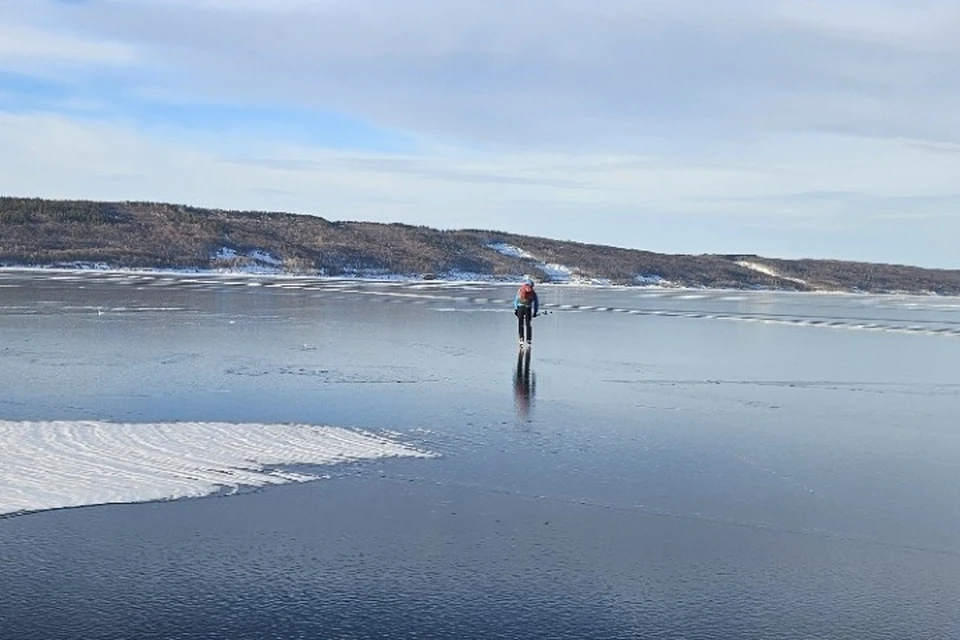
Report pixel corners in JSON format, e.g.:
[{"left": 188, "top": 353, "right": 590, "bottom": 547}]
[{"left": 2, "top": 196, "right": 959, "bottom": 295}]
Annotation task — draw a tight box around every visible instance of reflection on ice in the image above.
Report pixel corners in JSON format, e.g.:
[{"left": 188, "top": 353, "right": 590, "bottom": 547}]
[{"left": 513, "top": 348, "right": 536, "bottom": 421}]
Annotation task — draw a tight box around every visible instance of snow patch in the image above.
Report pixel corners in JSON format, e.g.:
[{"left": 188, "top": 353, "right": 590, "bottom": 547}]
[
  {"left": 249, "top": 250, "right": 282, "bottom": 266},
  {"left": 540, "top": 262, "right": 574, "bottom": 280},
  {"left": 439, "top": 270, "right": 505, "bottom": 283},
  {"left": 214, "top": 247, "right": 239, "bottom": 260},
  {"left": 487, "top": 242, "right": 537, "bottom": 261},
  {"left": 488, "top": 242, "right": 605, "bottom": 284},
  {"left": 736, "top": 261, "right": 809, "bottom": 287},
  {"left": 213, "top": 247, "right": 285, "bottom": 274},
  {"left": 0, "top": 421, "right": 435, "bottom": 517},
  {"left": 635, "top": 274, "right": 670, "bottom": 286}
]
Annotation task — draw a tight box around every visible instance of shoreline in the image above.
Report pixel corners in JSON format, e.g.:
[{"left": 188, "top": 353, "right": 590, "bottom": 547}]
[{"left": 1, "top": 264, "right": 954, "bottom": 298}]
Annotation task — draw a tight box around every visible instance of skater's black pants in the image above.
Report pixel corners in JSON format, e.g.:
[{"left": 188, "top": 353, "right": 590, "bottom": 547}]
[{"left": 517, "top": 306, "right": 533, "bottom": 342}]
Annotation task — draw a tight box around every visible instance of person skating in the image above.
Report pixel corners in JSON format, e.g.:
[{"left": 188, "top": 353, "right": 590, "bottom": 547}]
[{"left": 514, "top": 276, "right": 539, "bottom": 347}]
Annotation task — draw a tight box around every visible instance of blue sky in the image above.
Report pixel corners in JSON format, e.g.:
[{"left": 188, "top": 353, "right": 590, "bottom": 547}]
[{"left": 1, "top": 0, "right": 959, "bottom": 269}]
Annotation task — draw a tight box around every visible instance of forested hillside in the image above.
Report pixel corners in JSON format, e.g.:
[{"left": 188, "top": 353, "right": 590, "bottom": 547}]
[{"left": 2, "top": 196, "right": 959, "bottom": 295}]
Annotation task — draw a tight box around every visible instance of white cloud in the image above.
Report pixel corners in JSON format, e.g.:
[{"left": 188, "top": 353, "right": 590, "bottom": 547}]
[
  {"left": 0, "top": 8, "right": 137, "bottom": 70},
  {"left": 1, "top": 0, "right": 959, "bottom": 267},
  {"left": 4, "top": 0, "right": 959, "bottom": 148},
  {"left": 773, "top": 0, "right": 960, "bottom": 52},
  {"left": 35, "top": 0, "right": 953, "bottom": 147},
  {"left": 2, "top": 109, "right": 958, "bottom": 266}
]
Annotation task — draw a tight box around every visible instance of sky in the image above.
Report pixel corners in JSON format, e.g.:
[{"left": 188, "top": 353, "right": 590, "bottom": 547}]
[{"left": 1, "top": 0, "right": 959, "bottom": 269}]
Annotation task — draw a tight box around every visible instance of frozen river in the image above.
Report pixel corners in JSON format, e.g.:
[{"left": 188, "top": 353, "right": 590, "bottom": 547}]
[{"left": 1, "top": 270, "right": 959, "bottom": 639}]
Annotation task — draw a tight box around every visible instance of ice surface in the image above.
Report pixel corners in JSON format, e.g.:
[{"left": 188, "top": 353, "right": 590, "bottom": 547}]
[
  {"left": 2, "top": 270, "right": 960, "bottom": 640},
  {"left": 0, "top": 421, "right": 435, "bottom": 517}
]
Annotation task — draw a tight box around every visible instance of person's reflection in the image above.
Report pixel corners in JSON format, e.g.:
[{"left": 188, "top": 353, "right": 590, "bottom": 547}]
[{"left": 513, "top": 348, "right": 536, "bottom": 420}]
